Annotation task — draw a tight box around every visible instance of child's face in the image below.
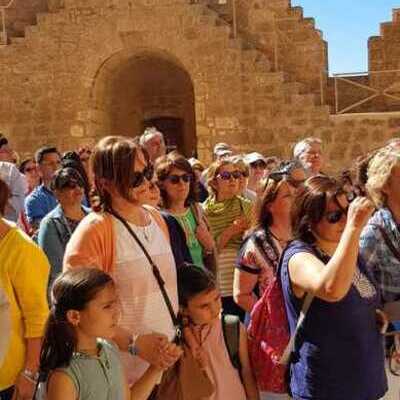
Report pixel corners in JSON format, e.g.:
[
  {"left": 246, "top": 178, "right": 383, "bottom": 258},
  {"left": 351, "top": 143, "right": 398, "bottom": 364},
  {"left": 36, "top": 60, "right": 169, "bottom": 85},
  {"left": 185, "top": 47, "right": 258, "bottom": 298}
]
[
  {"left": 183, "top": 288, "right": 222, "bottom": 325},
  {"left": 73, "top": 284, "right": 120, "bottom": 340}
]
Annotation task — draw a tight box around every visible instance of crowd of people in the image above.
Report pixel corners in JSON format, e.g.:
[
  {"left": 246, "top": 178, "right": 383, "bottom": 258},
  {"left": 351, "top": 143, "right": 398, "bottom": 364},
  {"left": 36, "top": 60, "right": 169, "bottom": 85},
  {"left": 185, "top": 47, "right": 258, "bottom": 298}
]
[{"left": 0, "top": 128, "right": 399, "bottom": 400}]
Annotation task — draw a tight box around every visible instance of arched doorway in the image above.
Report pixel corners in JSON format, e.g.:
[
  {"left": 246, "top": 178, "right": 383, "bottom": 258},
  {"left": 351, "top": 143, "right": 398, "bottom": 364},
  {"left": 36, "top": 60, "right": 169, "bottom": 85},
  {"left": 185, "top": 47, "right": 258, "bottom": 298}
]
[{"left": 92, "top": 52, "right": 197, "bottom": 157}]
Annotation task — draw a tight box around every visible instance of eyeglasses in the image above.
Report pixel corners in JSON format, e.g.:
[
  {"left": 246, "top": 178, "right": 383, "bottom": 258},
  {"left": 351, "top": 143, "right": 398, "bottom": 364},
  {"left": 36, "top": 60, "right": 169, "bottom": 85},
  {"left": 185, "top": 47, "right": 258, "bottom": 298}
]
[
  {"left": 42, "top": 160, "right": 61, "bottom": 168},
  {"left": 240, "top": 170, "right": 249, "bottom": 178},
  {"left": 24, "top": 166, "right": 37, "bottom": 173},
  {"left": 250, "top": 160, "right": 267, "bottom": 169},
  {"left": 131, "top": 165, "right": 154, "bottom": 188},
  {"left": 167, "top": 174, "right": 192, "bottom": 184},
  {"left": 217, "top": 170, "right": 242, "bottom": 181}
]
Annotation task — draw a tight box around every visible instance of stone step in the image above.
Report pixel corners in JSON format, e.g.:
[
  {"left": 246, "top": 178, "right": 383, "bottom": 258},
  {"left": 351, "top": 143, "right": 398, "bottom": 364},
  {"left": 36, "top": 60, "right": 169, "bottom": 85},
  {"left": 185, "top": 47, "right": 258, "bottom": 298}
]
[
  {"left": 282, "top": 81, "right": 307, "bottom": 95},
  {"left": 9, "top": 37, "right": 26, "bottom": 45},
  {"left": 24, "top": 25, "right": 39, "bottom": 40},
  {"left": 288, "top": 6, "right": 303, "bottom": 20}
]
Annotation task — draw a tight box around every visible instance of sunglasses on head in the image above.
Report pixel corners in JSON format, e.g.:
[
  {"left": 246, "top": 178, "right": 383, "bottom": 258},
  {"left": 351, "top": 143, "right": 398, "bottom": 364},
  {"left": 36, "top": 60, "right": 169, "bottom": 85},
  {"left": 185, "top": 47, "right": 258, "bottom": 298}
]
[
  {"left": 217, "top": 170, "right": 242, "bottom": 181},
  {"left": 131, "top": 165, "right": 154, "bottom": 188},
  {"left": 167, "top": 174, "right": 192, "bottom": 184}
]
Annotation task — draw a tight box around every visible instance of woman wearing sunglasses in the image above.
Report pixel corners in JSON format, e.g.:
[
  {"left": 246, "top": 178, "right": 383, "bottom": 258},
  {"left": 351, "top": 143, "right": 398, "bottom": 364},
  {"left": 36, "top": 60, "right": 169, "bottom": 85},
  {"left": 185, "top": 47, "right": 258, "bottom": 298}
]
[
  {"left": 38, "top": 167, "right": 90, "bottom": 294},
  {"left": 63, "top": 136, "right": 181, "bottom": 386},
  {"left": 203, "top": 159, "right": 253, "bottom": 319},
  {"left": 156, "top": 151, "right": 215, "bottom": 271},
  {"left": 280, "top": 175, "right": 387, "bottom": 400}
]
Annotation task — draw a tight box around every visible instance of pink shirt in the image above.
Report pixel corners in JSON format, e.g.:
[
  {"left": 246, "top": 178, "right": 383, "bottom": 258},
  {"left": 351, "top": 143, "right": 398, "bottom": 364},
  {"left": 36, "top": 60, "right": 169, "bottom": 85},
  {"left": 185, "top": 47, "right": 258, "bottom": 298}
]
[{"left": 190, "top": 318, "right": 247, "bottom": 400}]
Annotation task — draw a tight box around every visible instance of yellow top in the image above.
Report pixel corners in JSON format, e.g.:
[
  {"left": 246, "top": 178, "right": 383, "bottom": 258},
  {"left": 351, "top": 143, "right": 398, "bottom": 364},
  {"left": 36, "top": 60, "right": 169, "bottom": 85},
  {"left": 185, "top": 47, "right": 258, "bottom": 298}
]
[{"left": 0, "top": 226, "right": 49, "bottom": 390}]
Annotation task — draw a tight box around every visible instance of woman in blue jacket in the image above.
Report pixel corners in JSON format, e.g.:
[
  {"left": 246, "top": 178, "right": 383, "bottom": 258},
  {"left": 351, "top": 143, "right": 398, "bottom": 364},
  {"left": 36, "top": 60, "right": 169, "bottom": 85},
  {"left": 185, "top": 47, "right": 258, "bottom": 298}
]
[{"left": 38, "top": 167, "right": 90, "bottom": 293}]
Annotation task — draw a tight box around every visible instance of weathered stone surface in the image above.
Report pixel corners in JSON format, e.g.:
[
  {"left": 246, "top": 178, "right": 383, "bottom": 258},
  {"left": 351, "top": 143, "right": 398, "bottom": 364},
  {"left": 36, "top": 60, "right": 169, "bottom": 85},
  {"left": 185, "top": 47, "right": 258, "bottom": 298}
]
[{"left": 0, "top": 0, "right": 399, "bottom": 172}]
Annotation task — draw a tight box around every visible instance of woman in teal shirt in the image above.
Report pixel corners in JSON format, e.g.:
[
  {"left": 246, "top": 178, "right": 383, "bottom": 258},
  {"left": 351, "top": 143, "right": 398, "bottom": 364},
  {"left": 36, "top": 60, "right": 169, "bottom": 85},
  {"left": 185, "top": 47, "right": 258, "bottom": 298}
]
[{"left": 155, "top": 152, "right": 215, "bottom": 270}]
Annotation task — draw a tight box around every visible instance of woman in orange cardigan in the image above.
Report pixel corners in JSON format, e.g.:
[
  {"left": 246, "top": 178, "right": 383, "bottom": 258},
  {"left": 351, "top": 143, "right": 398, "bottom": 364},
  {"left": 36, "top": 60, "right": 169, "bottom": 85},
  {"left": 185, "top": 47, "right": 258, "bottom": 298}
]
[{"left": 63, "top": 136, "right": 181, "bottom": 386}]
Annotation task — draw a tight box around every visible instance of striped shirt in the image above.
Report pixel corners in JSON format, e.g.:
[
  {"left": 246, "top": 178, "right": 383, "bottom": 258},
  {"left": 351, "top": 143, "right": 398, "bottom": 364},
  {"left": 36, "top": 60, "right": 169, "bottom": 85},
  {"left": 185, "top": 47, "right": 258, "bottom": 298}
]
[{"left": 203, "top": 196, "right": 252, "bottom": 296}]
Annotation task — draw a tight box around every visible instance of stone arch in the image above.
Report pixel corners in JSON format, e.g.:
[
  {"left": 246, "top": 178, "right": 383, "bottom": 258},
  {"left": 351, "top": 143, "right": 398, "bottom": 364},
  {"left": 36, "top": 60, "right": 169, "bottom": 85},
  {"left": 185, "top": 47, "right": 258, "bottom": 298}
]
[{"left": 88, "top": 49, "right": 197, "bottom": 157}]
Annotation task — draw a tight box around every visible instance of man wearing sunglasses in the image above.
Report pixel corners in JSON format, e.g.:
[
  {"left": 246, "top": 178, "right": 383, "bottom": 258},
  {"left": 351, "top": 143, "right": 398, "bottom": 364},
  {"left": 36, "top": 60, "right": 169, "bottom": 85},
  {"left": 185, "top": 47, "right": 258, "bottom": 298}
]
[
  {"left": 25, "top": 146, "right": 61, "bottom": 230},
  {"left": 244, "top": 152, "right": 268, "bottom": 198}
]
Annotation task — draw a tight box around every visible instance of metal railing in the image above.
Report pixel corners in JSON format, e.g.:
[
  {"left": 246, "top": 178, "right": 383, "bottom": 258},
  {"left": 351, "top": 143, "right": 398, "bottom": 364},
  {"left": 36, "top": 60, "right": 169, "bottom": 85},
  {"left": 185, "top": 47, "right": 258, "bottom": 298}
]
[
  {"left": 0, "top": 0, "right": 16, "bottom": 45},
  {"left": 333, "top": 70, "right": 400, "bottom": 114}
]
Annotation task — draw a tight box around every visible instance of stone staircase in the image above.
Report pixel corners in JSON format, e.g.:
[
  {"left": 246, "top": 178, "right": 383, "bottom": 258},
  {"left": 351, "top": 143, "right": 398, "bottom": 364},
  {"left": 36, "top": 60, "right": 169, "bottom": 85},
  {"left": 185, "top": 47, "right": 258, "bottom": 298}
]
[
  {"left": 0, "top": 0, "right": 332, "bottom": 162},
  {"left": 0, "top": 0, "right": 50, "bottom": 44},
  {"left": 197, "top": 0, "right": 328, "bottom": 97}
]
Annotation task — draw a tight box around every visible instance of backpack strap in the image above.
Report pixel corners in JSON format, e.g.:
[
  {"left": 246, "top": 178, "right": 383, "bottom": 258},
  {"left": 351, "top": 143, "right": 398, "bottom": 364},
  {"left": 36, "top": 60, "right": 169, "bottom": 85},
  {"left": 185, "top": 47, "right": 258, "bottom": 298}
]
[{"left": 221, "top": 314, "right": 242, "bottom": 372}]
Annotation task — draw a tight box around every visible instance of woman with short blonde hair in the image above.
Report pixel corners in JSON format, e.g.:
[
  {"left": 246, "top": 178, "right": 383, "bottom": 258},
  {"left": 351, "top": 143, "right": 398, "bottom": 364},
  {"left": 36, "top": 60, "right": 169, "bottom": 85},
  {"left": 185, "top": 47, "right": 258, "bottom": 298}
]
[{"left": 366, "top": 147, "right": 400, "bottom": 208}]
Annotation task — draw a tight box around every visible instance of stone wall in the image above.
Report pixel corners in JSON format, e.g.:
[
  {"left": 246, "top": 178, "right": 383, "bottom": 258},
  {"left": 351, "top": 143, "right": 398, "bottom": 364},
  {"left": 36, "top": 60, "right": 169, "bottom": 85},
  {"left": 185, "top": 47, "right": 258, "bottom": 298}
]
[
  {"left": 0, "top": 0, "right": 399, "bottom": 173},
  {"left": 0, "top": 0, "right": 48, "bottom": 41}
]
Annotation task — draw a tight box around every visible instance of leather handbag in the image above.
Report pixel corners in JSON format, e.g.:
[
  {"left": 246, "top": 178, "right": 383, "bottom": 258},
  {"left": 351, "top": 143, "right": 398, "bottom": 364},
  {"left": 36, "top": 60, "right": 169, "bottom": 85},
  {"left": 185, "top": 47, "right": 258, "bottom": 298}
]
[{"left": 154, "top": 346, "right": 215, "bottom": 400}]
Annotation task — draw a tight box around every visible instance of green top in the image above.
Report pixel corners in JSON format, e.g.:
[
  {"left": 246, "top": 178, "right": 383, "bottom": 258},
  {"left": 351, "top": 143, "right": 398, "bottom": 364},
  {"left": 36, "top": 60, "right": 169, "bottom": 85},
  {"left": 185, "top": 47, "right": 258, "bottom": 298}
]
[
  {"left": 203, "top": 196, "right": 252, "bottom": 249},
  {"left": 173, "top": 208, "right": 204, "bottom": 268},
  {"left": 56, "top": 339, "right": 125, "bottom": 400}
]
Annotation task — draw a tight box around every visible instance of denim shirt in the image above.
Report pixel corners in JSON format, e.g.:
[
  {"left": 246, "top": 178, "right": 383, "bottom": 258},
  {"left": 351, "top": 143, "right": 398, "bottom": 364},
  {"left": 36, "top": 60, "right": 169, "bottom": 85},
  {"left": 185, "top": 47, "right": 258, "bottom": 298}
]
[
  {"left": 24, "top": 184, "right": 58, "bottom": 227},
  {"left": 38, "top": 205, "right": 90, "bottom": 292},
  {"left": 360, "top": 208, "right": 400, "bottom": 304}
]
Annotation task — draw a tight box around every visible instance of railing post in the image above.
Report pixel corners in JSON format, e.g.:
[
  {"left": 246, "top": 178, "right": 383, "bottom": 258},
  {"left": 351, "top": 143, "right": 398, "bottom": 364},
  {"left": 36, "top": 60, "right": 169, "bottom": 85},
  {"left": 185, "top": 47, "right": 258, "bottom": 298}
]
[
  {"left": 231, "top": 0, "right": 237, "bottom": 39},
  {"left": 334, "top": 76, "right": 339, "bottom": 114},
  {"left": 0, "top": 8, "right": 6, "bottom": 45}
]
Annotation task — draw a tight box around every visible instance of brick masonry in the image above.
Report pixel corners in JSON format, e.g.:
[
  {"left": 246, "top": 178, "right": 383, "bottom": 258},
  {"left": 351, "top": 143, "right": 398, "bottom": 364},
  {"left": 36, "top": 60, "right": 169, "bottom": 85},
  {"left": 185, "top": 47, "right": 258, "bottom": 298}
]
[{"left": 0, "top": 0, "right": 399, "bottom": 172}]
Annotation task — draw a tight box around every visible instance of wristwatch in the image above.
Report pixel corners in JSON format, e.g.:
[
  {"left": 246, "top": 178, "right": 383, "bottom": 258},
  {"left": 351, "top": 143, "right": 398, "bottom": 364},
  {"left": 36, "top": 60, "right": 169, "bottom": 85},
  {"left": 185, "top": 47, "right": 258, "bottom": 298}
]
[{"left": 128, "top": 334, "right": 139, "bottom": 356}]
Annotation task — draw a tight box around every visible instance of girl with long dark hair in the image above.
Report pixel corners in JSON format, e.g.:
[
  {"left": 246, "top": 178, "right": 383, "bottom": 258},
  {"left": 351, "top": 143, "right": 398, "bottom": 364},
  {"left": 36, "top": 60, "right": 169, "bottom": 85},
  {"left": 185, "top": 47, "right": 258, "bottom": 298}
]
[{"left": 38, "top": 268, "right": 161, "bottom": 400}]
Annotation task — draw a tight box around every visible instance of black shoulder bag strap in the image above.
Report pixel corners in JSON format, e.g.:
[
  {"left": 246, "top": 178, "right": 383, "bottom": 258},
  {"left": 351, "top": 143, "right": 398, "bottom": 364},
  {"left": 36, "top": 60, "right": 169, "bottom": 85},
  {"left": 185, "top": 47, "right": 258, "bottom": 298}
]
[{"left": 110, "top": 209, "right": 181, "bottom": 341}]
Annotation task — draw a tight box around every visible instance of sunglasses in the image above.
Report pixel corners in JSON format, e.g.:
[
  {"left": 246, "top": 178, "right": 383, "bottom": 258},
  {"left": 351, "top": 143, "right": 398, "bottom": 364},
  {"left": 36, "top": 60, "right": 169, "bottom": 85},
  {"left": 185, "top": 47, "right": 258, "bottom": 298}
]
[
  {"left": 217, "top": 170, "right": 242, "bottom": 181},
  {"left": 241, "top": 170, "right": 249, "bottom": 178},
  {"left": 324, "top": 193, "right": 349, "bottom": 224},
  {"left": 60, "top": 180, "right": 83, "bottom": 190},
  {"left": 167, "top": 174, "right": 192, "bottom": 184},
  {"left": 325, "top": 208, "right": 348, "bottom": 224},
  {"left": 250, "top": 160, "right": 267, "bottom": 169},
  {"left": 131, "top": 165, "right": 154, "bottom": 188}
]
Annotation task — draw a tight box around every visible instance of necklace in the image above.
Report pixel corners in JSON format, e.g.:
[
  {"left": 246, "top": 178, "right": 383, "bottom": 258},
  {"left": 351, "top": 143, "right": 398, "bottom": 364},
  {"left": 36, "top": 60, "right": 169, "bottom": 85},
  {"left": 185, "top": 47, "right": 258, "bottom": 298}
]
[
  {"left": 269, "top": 227, "right": 291, "bottom": 244},
  {"left": 132, "top": 210, "right": 152, "bottom": 242}
]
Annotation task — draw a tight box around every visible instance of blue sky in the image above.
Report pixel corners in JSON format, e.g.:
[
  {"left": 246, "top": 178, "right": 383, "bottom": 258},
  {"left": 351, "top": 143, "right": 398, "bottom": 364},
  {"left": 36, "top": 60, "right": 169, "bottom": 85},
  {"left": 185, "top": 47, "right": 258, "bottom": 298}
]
[{"left": 292, "top": 1, "right": 399, "bottom": 74}]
